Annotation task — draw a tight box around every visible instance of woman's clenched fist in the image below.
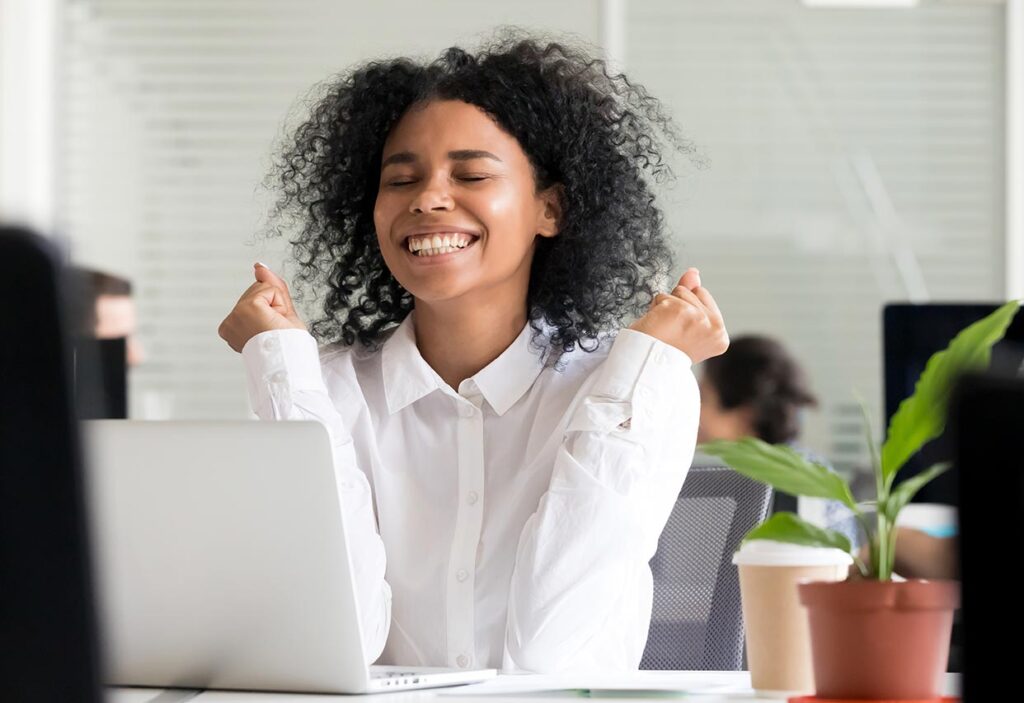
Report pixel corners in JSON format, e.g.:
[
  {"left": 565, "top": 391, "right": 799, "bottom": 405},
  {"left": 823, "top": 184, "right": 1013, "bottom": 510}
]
[
  {"left": 218, "top": 263, "right": 307, "bottom": 353},
  {"left": 629, "top": 267, "right": 729, "bottom": 364}
]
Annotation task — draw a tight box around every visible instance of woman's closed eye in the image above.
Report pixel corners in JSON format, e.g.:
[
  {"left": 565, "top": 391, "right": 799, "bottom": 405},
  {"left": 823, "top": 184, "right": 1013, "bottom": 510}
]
[{"left": 385, "top": 174, "right": 492, "bottom": 187}]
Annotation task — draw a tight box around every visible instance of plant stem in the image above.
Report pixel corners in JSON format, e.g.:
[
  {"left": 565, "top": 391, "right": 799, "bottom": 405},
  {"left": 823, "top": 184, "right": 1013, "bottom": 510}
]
[
  {"left": 874, "top": 479, "right": 889, "bottom": 579},
  {"left": 854, "top": 511, "right": 878, "bottom": 578},
  {"left": 854, "top": 392, "right": 886, "bottom": 579},
  {"left": 876, "top": 516, "right": 888, "bottom": 580},
  {"left": 852, "top": 552, "right": 870, "bottom": 578},
  {"left": 887, "top": 523, "right": 900, "bottom": 578},
  {"left": 875, "top": 460, "right": 897, "bottom": 579}
]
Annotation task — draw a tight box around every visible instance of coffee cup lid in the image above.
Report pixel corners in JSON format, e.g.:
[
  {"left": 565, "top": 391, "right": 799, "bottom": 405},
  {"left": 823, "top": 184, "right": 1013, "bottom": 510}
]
[{"left": 732, "top": 539, "right": 854, "bottom": 567}]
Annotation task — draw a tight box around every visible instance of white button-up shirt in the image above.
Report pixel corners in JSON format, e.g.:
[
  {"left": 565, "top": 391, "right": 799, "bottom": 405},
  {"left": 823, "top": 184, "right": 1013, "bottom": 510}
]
[{"left": 242, "top": 314, "right": 699, "bottom": 673}]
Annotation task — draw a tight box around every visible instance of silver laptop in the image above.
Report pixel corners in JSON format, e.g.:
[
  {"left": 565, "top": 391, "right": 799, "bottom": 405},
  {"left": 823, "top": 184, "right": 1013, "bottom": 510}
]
[{"left": 83, "top": 420, "right": 496, "bottom": 694}]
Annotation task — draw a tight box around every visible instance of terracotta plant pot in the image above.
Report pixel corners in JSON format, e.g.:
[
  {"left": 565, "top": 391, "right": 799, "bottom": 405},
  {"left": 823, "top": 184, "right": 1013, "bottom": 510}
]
[{"left": 797, "top": 579, "right": 959, "bottom": 700}]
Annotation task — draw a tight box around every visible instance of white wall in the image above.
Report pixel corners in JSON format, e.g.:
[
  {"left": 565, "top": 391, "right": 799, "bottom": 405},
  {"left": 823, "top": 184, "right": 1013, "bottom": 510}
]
[
  {"left": 0, "top": 0, "right": 58, "bottom": 235},
  {"left": 1008, "top": 0, "right": 1023, "bottom": 299}
]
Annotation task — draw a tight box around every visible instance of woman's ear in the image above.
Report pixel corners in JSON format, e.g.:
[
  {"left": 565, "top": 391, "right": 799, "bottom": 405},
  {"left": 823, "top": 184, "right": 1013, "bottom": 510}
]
[{"left": 536, "top": 184, "right": 564, "bottom": 239}]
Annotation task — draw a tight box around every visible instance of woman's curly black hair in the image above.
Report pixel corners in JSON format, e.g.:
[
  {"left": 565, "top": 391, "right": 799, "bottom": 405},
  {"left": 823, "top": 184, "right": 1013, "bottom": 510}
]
[{"left": 269, "top": 30, "right": 694, "bottom": 356}]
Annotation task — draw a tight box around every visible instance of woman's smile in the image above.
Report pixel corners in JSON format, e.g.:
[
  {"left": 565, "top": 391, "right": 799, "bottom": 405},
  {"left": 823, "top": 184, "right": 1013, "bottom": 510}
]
[{"left": 405, "top": 235, "right": 480, "bottom": 263}]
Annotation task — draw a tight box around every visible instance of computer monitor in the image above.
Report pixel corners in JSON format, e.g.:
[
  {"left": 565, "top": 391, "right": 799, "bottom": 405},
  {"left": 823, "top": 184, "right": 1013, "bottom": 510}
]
[
  {"left": 64, "top": 266, "right": 129, "bottom": 419},
  {"left": 883, "top": 303, "right": 1024, "bottom": 505},
  {"left": 0, "top": 226, "right": 103, "bottom": 701},
  {"left": 951, "top": 372, "right": 1024, "bottom": 701},
  {"left": 74, "top": 337, "right": 128, "bottom": 419}
]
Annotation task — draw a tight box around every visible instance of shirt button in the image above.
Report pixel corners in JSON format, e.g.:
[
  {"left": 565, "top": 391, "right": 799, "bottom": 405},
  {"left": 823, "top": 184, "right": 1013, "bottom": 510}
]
[
  {"left": 456, "top": 655, "right": 469, "bottom": 668},
  {"left": 459, "top": 404, "right": 475, "bottom": 418},
  {"left": 262, "top": 336, "right": 279, "bottom": 351},
  {"left": 466, "top": 491, "right": 479, "bottom": 506},
  {"left": 270, "top": 371, "right": 286, "bottom": 384},
  {"left": 456, "top": 569, "right": 469, "bottom": 582}
]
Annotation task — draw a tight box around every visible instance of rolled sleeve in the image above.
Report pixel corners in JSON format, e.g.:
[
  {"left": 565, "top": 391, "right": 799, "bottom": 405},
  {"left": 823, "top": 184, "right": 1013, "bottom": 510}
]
[
  {"left": 565, "top": 330, "right": 696, "bottom": 493},
  {"left": 567, "top": 330, "right": 692, "bottom": 434}
]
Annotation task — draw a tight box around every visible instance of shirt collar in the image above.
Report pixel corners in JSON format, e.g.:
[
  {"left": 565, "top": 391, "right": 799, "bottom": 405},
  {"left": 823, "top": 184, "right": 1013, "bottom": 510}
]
[
  {"left": 470, "top": 320, "right": 547, "bottom": 416},
  {"left": 380, "top": 312, "right": 547, "bottom": 416}
]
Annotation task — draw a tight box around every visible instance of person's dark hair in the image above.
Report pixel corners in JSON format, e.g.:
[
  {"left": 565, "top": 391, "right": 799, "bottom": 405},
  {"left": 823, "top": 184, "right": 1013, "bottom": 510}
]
[
  {"left": 268, "top": 31, "right": 695, "bottom": 355},
  {"left": 70, "top": 267, "right": 133, "bottom": 332},
  {"left": 79, "top": 269, "right": 132, "bottom": 298},
  {"left": 702, "top": 335, "right": 818, "bottom": 444}
]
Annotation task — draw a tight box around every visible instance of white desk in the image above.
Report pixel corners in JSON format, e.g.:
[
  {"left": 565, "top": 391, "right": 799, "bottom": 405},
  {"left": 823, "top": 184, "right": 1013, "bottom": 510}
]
[{"left": 108, "top": 671, "right": 962, "bottom": 702}]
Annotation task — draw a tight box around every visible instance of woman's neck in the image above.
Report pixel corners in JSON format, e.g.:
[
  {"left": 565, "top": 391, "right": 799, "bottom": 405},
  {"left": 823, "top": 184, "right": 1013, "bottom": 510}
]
[{"left": 413, "top": 297, "right": 528, "bottom": 391}]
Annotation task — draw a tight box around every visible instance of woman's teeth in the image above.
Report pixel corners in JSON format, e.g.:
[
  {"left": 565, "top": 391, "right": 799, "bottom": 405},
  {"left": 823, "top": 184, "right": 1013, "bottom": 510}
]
[{"left": 407, "top": 233, "right": 475, "bottom": 256}]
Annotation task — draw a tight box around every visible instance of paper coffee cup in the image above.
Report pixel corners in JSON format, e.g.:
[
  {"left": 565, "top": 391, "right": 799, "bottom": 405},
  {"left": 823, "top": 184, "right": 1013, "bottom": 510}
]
[{"left": 733, "top": 540, "right": 852, "bottom": 695}]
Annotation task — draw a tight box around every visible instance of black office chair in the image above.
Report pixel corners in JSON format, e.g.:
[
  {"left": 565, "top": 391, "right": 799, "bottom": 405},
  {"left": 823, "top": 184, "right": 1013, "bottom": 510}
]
[
  {"left": 0, "top": 226, "right": 103, "bottom": 702},
  {"left": 641, "top": 463, "right": 773, "bottom": 671}
]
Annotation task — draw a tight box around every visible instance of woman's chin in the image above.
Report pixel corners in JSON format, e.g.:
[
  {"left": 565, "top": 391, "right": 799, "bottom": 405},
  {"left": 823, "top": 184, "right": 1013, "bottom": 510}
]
[{"left": 405, "top": 281, "right": 478, "bottom": 307}]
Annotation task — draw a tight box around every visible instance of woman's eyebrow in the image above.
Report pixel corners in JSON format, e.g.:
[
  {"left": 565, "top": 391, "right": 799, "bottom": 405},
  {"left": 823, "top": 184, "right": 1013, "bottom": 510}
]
[
  {"left": 381, "top": 152, "right": 416, "bottom": 168},
  {"left": 448, "top": 149, "right": 503, "bottom": 163},
  {"left": 381, "top": 149, "right": 503, "bottom": 168}
]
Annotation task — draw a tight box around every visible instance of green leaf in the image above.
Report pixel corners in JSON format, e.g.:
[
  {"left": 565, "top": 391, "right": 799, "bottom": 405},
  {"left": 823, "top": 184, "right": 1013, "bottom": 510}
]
[
  {"left": 882, "top": 462, "right": 952, "bottom": 524},
  {"left": 881, "top": 300, "right": 1020, "bottom": 483},
  {"left": 699, "top": 437, "right": 857, "bottom": 509},
  {"left": 854, "top": 390, "right": 882, "bottom": 482},
  {"left": 743, "top": 512, "right": 853, "bottom": 554}
]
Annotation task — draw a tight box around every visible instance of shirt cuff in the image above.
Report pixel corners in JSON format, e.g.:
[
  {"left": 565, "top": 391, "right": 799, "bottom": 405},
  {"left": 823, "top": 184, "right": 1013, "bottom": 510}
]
[{"left": 241, "top": 329, "right": 328, "bottom": 415}]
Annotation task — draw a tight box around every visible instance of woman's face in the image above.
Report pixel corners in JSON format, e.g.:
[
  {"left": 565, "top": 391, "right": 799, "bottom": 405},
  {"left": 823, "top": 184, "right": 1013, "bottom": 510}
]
[{"left": 374, "top": 99, "right": 560, "bottom": 306}]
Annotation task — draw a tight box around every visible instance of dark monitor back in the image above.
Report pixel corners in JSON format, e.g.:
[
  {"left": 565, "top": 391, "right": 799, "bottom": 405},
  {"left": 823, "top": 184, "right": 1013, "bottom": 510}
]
[
  {"left": 74, "top": 337, "right": 127, "bottom": 419},
  {"left": 0, "top": 226, "right": 103, "bottom": 702},
  {"left": 952, "top": 372, "right": 1024, "bottom": 702},
  {"left": 883, "top": 303, "right": 1024, "bottom": 505}
]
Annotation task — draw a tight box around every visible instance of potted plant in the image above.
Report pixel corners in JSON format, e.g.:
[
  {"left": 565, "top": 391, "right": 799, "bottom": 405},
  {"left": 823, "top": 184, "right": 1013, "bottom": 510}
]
[{"left": 699, "top": 299, "right": 1020, "bottom": 700}]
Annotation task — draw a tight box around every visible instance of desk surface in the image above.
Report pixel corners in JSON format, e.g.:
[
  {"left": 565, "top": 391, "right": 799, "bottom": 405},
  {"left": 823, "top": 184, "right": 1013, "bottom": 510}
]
[{"left": 109, "top": 671, "right": 962, "bottom": 702}]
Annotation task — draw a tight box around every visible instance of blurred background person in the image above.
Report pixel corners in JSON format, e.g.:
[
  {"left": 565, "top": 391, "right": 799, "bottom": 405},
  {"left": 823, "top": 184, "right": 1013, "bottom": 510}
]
[
  {"left": 68, "top": 267, "right": 142, "bottom": 419},
  {"left": 696, "top": 334, "right": 859, "bottom": 546},
  {"left": 697, "top": 335, "right": 817, "bottom": 450},
  {"left": 76, "top": 267, "right": 144, "bottom": 367}
]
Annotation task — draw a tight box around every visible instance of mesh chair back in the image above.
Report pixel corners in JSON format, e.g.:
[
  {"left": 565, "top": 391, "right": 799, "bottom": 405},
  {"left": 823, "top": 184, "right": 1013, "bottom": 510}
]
[{"left": 640, "top": 463, "right": 772, "bottom": 670}]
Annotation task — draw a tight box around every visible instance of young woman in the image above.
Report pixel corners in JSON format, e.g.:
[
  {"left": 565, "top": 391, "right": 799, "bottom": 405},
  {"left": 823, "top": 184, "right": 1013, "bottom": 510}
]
[{"left": 218, "top": 36, "right": 728, "bottom": 673}]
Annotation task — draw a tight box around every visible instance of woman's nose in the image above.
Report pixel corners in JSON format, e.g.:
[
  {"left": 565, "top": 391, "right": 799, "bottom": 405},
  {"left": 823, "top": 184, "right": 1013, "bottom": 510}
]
[{"left": 409, "top": 176, "right": 454, "bottom": 214}]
